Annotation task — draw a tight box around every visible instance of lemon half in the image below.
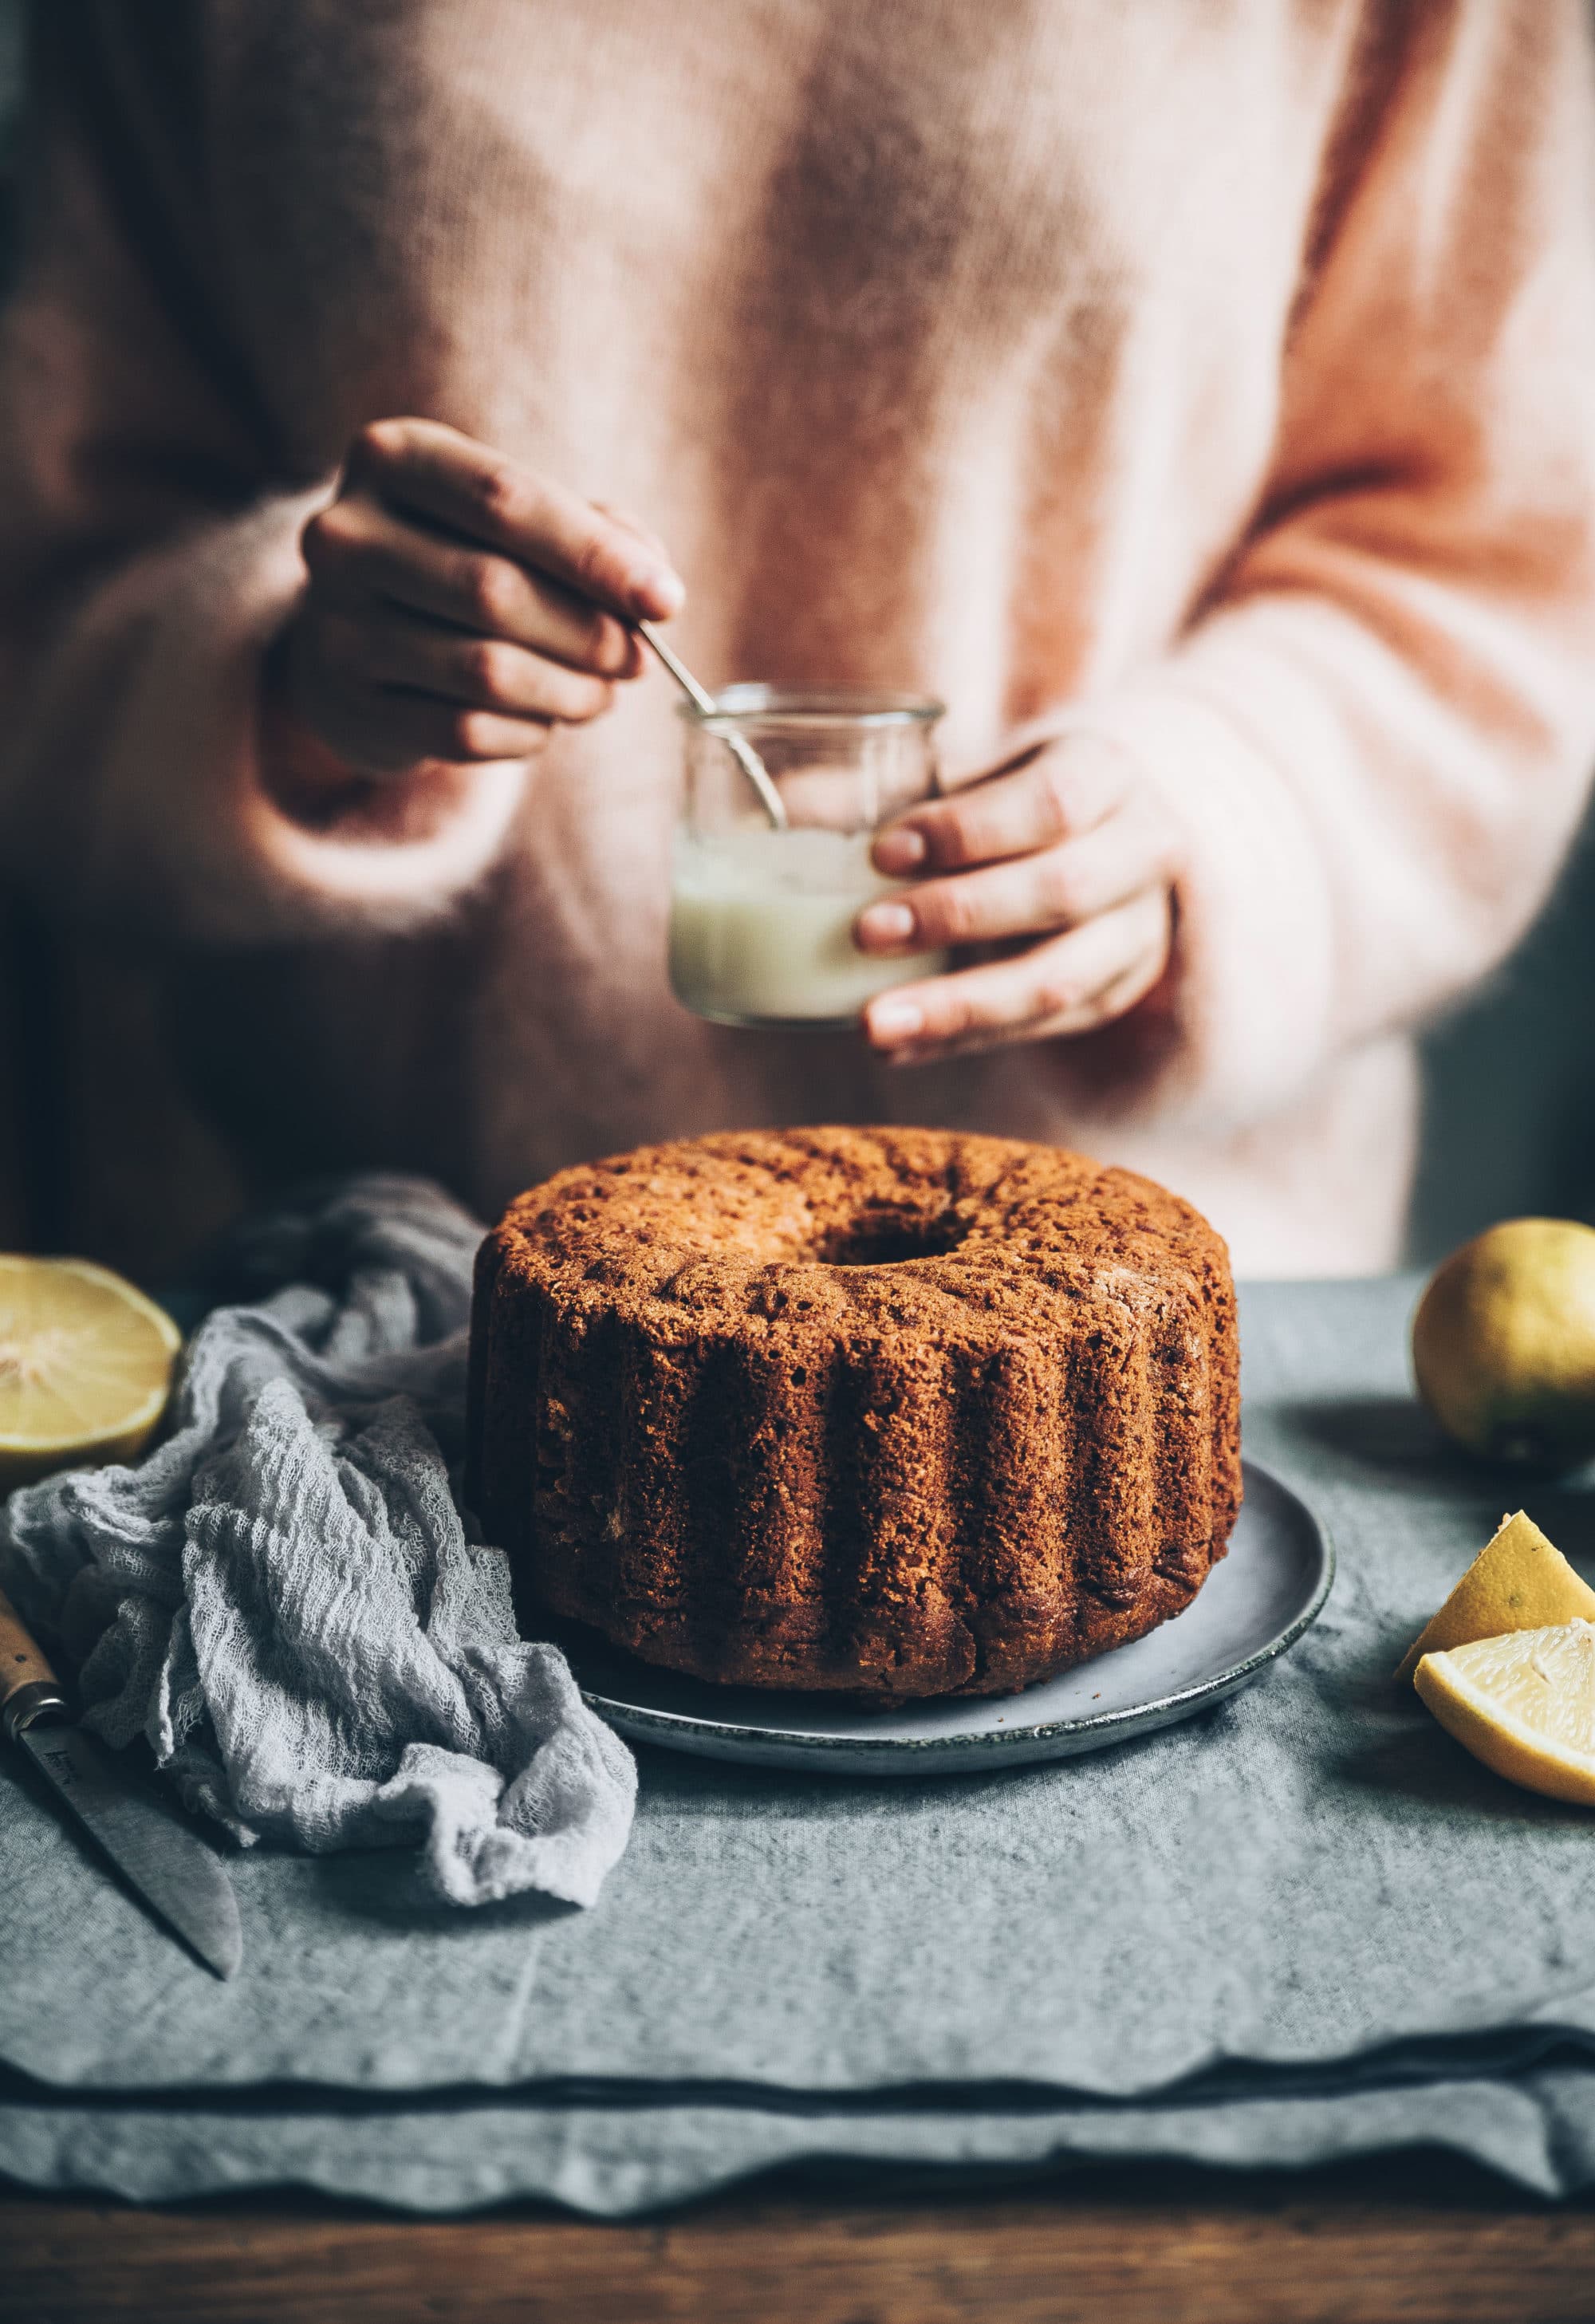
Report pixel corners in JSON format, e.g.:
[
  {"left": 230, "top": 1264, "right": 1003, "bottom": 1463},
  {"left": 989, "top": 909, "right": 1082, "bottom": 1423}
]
[
  {"left": 0, "top": 1257, "right": 182, "bottom": 1489},
  {"left": 1416, "top": 1621, "right": 1595, "bottom": 1806}
]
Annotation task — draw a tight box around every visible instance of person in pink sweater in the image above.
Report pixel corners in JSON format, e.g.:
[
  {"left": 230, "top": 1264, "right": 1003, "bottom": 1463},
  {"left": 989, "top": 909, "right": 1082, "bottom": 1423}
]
[{"left": 2, "top": 2, "right": 1593, "bottom": 1274}]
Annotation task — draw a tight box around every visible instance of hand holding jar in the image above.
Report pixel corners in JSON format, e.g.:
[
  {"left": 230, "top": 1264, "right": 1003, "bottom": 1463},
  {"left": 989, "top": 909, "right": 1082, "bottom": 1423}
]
[
  {"left": 670, "top": 707, "right": 1182, "bottom": 1057},
  {"left": 856, "top": 731, "right": 1185, "bottom": 1065}
]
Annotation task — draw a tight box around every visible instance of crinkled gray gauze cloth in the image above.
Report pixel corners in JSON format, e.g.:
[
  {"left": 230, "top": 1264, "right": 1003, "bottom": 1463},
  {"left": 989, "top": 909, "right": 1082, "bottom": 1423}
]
[{"left": 0, "top": 1176, "right": 636, "bottom": 1908}]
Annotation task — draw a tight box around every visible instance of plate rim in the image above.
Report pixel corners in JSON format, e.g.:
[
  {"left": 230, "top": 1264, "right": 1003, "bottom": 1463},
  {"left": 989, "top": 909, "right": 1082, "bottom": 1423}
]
[{"left": 572, "top": 1459, "right": 1335, "bottom": 1763}]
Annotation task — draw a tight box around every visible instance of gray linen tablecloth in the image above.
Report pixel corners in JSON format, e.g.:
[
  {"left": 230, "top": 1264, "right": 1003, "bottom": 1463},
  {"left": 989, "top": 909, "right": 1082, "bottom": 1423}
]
[{"left": 7, "top": 1271, "right": 1595, "bottom": 2214}]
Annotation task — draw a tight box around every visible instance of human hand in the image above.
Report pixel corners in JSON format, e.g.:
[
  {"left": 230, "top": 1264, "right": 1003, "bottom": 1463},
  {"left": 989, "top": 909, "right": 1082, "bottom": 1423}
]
[
  {"left": 855, "top": 734, "right": 1182, "bottom": 1064},
  {"left": 280, "top": 419, "right": 683, "bottom": 776}
]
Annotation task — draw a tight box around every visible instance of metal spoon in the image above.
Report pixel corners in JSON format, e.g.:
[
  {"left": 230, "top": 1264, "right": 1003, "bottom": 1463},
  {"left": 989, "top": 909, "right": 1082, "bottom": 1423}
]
[{"left": 636, "top": 621, "right": 788, "bottom": 830}]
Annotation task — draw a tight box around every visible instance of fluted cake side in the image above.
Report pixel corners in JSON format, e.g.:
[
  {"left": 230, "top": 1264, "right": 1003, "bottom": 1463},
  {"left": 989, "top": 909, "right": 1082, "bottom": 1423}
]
[{"left": 467, "top": 1126, "right": 1242, "bottom": 1703}]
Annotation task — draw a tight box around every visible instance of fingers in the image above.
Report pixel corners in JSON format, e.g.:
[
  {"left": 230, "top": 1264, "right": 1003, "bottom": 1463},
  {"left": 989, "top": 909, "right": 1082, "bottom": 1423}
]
[
  {"left": 285, "top": 621, "right": 589, "bottom": 778},
  {"left": 302, "top": 495, "right": 643, "bottom": 679},
  {"left": 346, "top": 419, "right": 683, "bottom": 621},
  {"left": 856, "top": 790, "right": 1180, "bottom": 955},
  {"left": 291, "top": 423, "right": 688, "bottom": 775},
  {"left": 862, "top": 890, "right": 1172, "bottom": 1064},
  {"left": 872, "top": 736, "right": 1131, "bottom": 877},
  {"left": 287, "top": 652, "right": 559, "bottom": 774},
  {"left": 592, "top": 501, "right": 675, "bottom": 568},
  {"left": 323, "top": 604, "right": 618, "bottom": 722}
]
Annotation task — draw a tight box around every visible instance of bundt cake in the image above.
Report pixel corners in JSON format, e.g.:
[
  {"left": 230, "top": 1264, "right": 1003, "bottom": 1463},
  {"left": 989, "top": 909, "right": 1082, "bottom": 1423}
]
[{"left": 467, "top": 1127, "right": 1241, "bottom": 1704}]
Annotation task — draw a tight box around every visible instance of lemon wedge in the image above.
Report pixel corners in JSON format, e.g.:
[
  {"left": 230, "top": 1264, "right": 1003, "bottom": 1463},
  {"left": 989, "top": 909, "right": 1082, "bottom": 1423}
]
[
  {"left": 0, "top": 1257, "right": 182, "bottom": 1489},
  {"left": 1394, "top": 1509, "right": 1595, "bottom": 1684},
  {"left": 1415, "top": 1621, "right": 1595, "bottom": 1805}
]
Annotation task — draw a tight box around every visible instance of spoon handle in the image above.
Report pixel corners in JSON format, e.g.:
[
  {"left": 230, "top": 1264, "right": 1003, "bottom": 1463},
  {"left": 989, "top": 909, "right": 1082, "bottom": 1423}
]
[
  {"left": 636, "top": 620, "right": 716, "bottom": 715},
  {"left": 636, "top": 623, "right": 788, "bottom": 831}
]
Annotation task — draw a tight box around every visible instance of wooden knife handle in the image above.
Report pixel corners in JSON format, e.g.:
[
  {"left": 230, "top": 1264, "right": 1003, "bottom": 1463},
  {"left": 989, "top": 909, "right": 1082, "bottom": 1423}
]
[{"left": 0, "top": 1582, "right": 69, "bottom": 1740}]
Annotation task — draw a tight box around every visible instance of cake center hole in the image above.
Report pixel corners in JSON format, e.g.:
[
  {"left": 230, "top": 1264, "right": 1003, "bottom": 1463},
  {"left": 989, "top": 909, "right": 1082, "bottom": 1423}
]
[{"left": 814, "top": 1207, "right": 970, "bottom": 1267}]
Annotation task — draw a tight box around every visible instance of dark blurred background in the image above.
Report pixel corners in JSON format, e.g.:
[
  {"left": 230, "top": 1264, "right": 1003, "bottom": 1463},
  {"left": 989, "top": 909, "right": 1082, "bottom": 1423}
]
[
  {"left": 0, "top": 2, "right": 14, "bottom": 278},
  {"left": 1, "top": 2, "right": 1593, "bottom": 1275}
]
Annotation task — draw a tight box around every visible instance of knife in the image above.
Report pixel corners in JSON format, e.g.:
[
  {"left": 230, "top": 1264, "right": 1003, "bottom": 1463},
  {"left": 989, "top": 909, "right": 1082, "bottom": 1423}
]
[{"left": 0, "top": 1581, "right": 242, "bottom": 1979}]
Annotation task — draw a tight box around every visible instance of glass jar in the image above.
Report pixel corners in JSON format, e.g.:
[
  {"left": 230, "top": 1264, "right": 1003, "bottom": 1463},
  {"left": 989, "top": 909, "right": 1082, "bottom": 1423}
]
[{"left": 668, "top": 687, "right": 947, "bottom": 1028}]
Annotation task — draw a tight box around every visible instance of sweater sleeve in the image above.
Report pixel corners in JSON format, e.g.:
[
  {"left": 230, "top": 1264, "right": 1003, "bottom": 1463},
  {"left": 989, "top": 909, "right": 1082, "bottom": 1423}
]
[
  {"left": 1050, "top": 0, "right": 1595, "bottom": 1137},
  {"left": 0, "top": 43, "right": 527, "bottom": 947}
]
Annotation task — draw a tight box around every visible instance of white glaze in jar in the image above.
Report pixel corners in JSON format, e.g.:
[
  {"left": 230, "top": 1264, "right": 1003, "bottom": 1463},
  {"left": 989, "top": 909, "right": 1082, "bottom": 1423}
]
[{"left": 669, "top": 825, "right": 948, "bottom": 1025}]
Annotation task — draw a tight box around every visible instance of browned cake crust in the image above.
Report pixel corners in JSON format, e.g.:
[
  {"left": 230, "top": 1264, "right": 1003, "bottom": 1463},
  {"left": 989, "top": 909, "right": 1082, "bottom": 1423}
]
[{"left": 467, "top": 1127, "right": 1241, "bottom": 1704}]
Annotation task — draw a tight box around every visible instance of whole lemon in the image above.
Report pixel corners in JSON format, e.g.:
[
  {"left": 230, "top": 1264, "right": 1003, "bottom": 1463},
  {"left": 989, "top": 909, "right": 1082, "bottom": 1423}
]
[{"left": 1413, "top": 1218, "right": 1595, "bottom": 1468}]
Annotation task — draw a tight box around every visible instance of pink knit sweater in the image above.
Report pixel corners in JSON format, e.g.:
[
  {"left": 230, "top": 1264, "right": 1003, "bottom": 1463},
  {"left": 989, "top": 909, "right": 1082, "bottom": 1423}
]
[{"left": 2, "top": 2, "right": 1594, "bottom": 1274}]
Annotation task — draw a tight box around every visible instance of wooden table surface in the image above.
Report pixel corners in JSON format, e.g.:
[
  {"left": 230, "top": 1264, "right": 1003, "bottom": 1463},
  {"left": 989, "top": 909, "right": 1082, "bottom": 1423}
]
[{"left": 5, "top": 2154, "right": 1594, "bottom": 2324}]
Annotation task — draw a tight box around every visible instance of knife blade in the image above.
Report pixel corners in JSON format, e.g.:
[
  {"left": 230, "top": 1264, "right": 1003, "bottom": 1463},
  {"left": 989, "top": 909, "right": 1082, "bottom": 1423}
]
[{"left": 2, "top": 1582, "right": 242, "bottom": 1979}]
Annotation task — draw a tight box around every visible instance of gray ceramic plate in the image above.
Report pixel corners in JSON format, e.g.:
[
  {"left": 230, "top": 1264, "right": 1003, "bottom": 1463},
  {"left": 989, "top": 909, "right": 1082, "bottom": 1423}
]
[{"left": 561, "top": 1460, "right": 1333, "bottom": 1776}]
